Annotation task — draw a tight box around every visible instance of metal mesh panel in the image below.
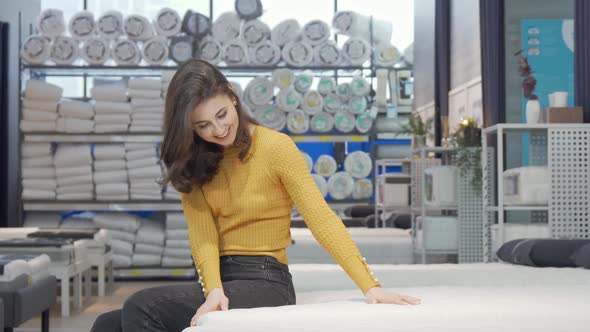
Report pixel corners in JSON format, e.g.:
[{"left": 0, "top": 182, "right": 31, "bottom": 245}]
[
  {"left": 482, "top": 147, "right": 496, "bottom": 262},
  {"left": 548, "top": 129, "right": 590, "bottom": 239},
  {"left": 411, "top": 158, "right": 442, "bottom": 209},
  {"left": 457, "top": 152, "right": 484, "bottom": 263},
  {"left": 531, "top": 210, "right": 549, "bottom": 223},
  {"left": 529, "top": 130, "right": 548, "bottom": 166}
]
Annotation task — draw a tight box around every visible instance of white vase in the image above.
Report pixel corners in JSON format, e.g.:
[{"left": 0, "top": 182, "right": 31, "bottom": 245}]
[{"left": 526, "top": 100, "right": 541, "bottom": 124}]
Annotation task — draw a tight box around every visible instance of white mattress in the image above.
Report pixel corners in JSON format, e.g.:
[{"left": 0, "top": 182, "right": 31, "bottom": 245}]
[
  {"left": 0, "top": 227, "right": 39, "bottom": 240},
  {"left": 184, "top": 263, "right": 590, "bottom": 332},
  {"left": 0, "top": 254, "right": 51, "bottom": 283},
  {"left": 288, "top": 228, "right": 412, "bottom": 264}
]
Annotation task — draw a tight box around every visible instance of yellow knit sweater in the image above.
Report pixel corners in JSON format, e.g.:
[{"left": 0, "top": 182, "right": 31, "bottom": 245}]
[{"left": 181, "top": 125, "right": 381, "bottom": 297}]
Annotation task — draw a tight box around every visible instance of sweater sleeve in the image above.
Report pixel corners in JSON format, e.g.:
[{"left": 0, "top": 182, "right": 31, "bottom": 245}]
[
  {"left": 270, "top": 135, "right": 381, "bottom": 294},
  {"left": 181, "top": 186, "right": 223, "bottom": 297}
]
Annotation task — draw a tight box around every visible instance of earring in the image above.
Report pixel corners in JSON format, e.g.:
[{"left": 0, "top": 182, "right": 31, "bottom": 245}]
[{"left": 232, "top": 99, "right": 237, "bottom": 106}]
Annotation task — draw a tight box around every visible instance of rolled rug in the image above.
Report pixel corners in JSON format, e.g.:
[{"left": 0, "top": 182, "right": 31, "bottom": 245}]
[
  {"left": 332, "top": 11, "right": 368, "bottom": 36},
  {"left": 310, "top": 112, "right": 334, "bottom": 133},
  {"left": 56, "top": 118, "right": 94, "bottom": 133},
  {"left": 323, "top": 93, "right": 342, "bottom": 113},
  {"left": 317, "top": 76, "right": 336, "bottom": 96},
  {"left": 124, "top": 14, "right": 154, "bottom": 41},
  {"left": 312, "top": 174, "right": 328, "bottom": 197},
  {"left": 182, "top": 10, "right": 211, "bottom": 38},
  {"left": 254, "top": 106, "right": 286, "bottom": 131},
  {"left": 21, "top": 35, "right": 51, "bottom": 65},
  {"left": 276, "top": 86, "right": 301, "bottom": 112},
  {"left": 350, "top": 76, "right": 370, "bottom": 96},
  {"left": 199, "top": 36, "right": 223, "bottom": 65},
  {"left": 245, "top": 77, "right": 274, "bottom": 106},
  {"left": 37, "top": 9, "right": 66, "bottom": 38},
  {"left": 212, "top": 12, "right": 241, "bottom": 45},
  {"left": 68, "top": 11, "right": 96, "bottom": 40},
  {"left": 355, "top": 112, "right": 373, "bottom": 134},
  {"left": 169, "top": 35, "right": 195, "bottom": 65},
  {"left": 344, "top": 151, "right": 372, "bottom": 179},
  {"left": 403, "top": 43, "right": 414, "bottom": 65},
  {"left": 23, "top": 99, "right": 58, "bottom": 112},
  {"left": 375, "top": 44, "right": 401, "bottom": 67},
  {"left": 333, "top": 110, "right": 355, "bottom": 133},
  {"left": 129, "top": 78, "right": 161, "bottom": 91},
  {"left": 313, "top": 155, "right": 337, "bottom": 177},
  {"left": 342, "top": 37, "right": 371, "bottom": 65},
  {"left": 154, "top": 7, "right": 182, "bottom": 37},
  {"left": 228, "top": 81, "right": 243, "bottom": 99},
  {"left": 352, "top": 178, "right": 373, "bottom": 200},
  {"left": 223, "top": 39, "right": 249, "bottom": 66},
  {"left": 20, "top": 120, "right": 56, "bottom": 132},
  {"left": 301, "top": 20, "right": 331, "bottom": 46},
  {"left": 301, "top": 90, "right": 323, "bottom": 115},
  {"left": 53, "top": 144, "right": 92, "bottom": 168},
  {"left": 301, "top": 152, "right": 313, "bottom": 171},
  {"left": 95, "top": 124, "right": 129, "bottom": 133},
  {"left": 142, "top": 36, "right": 169, "bottom": 65},
  {"left": 24, "top": 80, "right": 63, "bottom": 101},
  {"left": 286, "top": 109, "right": 309, "bottom": 134},
  {"left": 97, "top": 11, "right": 124, "bottom": 40},
  {"left": 112, "top": 39, "right": 141, "bottom": 65},
  {"left": 22, "top": 156, "right": 53, "bottom": 168},
  {"left": 271, "top": 19, "right": 301, "bottom": 47},
  {"left": 336, "top": 82, "right": 352, "bottom": 101},
  {"left": 271, "top": 68, "right": 294, "bottom": 89},
  {"left": 80, "top": 37, "right": 111, "bottom": 65},
  {"left": 23, "top": 109, "right": 58, "bottom": 122},
  {"left": 294, "top": 71, "right": 313, "bottom": 94},
  {"left": 94, "top": 144, "right": 125, "bottom": 160},
  {"left": 235, "top": 0, "right": 263, "bottom": 20},
  {"left": 327, "top": 171, "right": 354, "bottom": 200},
  {"left": 282, "top": 41, "right": 314, "bottom": 67},
  {"left": 50, "top": 36, "right": 79, "bottom": 65},
  {"left": 21, "top": 143, "right": 52, "bottom": 158},
  {"left": 314, "top": 41, "right": 343, "bottom": 67},
  {"left": 250, "top": 41, "right": 281, "bottom": 66},
  {"left": 349, "top": 95, "right": 368, "bottom": 114},
  {"left": 243, "top": 19, "right": 271, "bottom": 47}
]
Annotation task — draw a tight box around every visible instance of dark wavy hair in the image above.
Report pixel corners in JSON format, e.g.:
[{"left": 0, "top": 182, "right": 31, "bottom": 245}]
[{"left": 160, "top": 59, "right": 257, "bottom": 193}]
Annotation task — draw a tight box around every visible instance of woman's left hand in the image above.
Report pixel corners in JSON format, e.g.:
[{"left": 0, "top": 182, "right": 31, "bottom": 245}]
[{"left": 364, "top": 286, "right": 421, "bottom": 305}]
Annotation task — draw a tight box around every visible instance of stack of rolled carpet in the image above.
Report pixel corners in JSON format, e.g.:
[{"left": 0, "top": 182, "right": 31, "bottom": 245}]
[
  {"left": 21, "top": 80, "right": 62, "bottom": 133},
  {"left": 162, "top": 212, "right": 192, "bottom": 267},
  {"left": 132, "top": 217, "right": 165, "bottom": 267},
  {"left": 93, "top": 144, "right": 129, "bottom": 201},
  {"left": 125, "top": 143, "right": 163, "bottom": 200},
  {"left": 128, "top": 78, "right": 164, "bottom": 133},
  {"left": 53, "top": 144, "right": 94, "bottom": 201},
  {"left": 56, "top": 99, "right": 95, "bottom": 133},
  {"left": 93, "top": 212, "right": 139, "bottom": 268},
  {"left": 23, "top": 212, "right": 62, "bottom": 228},
  {"left": 21, "top": 143, "right": 56, "bottom": 200},
  {"left": 91, "top": 81, "right": 131, "bottom": 133},
  {"left": 161, "top": 70, "right": 176, "bottom": 100}
]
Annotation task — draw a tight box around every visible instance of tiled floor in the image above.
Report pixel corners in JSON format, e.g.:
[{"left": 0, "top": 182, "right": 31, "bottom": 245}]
[{"left": 16, "top": 281, "right": 192, "bottom": 332}]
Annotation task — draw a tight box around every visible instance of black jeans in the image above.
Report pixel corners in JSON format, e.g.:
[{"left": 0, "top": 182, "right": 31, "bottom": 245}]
[{"left": 90, "top": 255, "right": 296, "bottom": 332}]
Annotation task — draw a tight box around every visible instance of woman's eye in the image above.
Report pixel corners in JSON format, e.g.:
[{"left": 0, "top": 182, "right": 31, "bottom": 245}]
[
  {"left": 218, "top": 112, "right": 227, "bottom": 119},
  {"left": 198, "top": 123, "right": 209, "bottom": 129}
]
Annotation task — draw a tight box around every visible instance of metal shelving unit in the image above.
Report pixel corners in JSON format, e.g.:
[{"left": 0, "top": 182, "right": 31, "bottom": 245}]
[{"left": 481, "top": 123, "right": 590, "bottom": 262}]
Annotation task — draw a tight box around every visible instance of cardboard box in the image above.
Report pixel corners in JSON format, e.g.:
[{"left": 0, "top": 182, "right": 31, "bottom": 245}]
[{"left": 545, "top": 107, "right": 584, "bottom": 123}]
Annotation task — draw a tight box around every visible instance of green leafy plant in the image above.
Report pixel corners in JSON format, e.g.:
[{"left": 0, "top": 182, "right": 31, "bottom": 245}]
[
  {"left": 450, "top": 118, "right": 482, "bottom": 192},
  {"left": 398, "top": 113, "right": 434, "bottom": 138}
]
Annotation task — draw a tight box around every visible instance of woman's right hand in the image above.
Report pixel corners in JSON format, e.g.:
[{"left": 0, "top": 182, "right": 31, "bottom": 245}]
[{"left": 190, "top": 288, "right": 229, "bottom": 326}]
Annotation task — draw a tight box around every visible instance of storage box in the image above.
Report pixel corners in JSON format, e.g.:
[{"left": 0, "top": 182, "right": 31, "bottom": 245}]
[
  {"left": 378, "top": 173, "right": 411, "bottom": 207},
  {"left": 544, "top": 107, "right": 584, "bottom": 123}
]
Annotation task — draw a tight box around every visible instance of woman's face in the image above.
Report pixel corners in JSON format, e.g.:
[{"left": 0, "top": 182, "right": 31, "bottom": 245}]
[{"left": 191, "top": 94, "right": 239, "bottom": 147}]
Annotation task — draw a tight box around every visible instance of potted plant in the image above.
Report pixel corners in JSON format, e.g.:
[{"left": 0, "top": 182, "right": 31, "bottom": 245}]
[
  {"left": 450, "top": 118, "right": 482, "bottom": 192},
  {"left": 398, "top": 113, "right": 434, "bottom": 149}
]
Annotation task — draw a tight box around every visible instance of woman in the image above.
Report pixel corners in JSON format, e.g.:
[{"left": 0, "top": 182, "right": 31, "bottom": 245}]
[{"left": 90, "top": 59, "right": 419, "bottom": 332}]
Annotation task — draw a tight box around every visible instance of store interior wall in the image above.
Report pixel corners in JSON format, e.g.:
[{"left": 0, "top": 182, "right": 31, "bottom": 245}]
[
  {"left": 0, "top": 1, "right": 41, "bottom": 227},
  {"left": 450, "top": 0, "right": 481, "bottom": 92},
  {"left": 413, "top": 0, "right": 436, "bottom": 110},
  {"left": 504, "top": 0, "right": 575, "bottom": 169}
]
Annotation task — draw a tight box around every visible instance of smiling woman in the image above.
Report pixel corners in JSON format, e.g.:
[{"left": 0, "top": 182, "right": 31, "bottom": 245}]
[{"left": 159, "top": 59, "right": 258, "bottom": 193}]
